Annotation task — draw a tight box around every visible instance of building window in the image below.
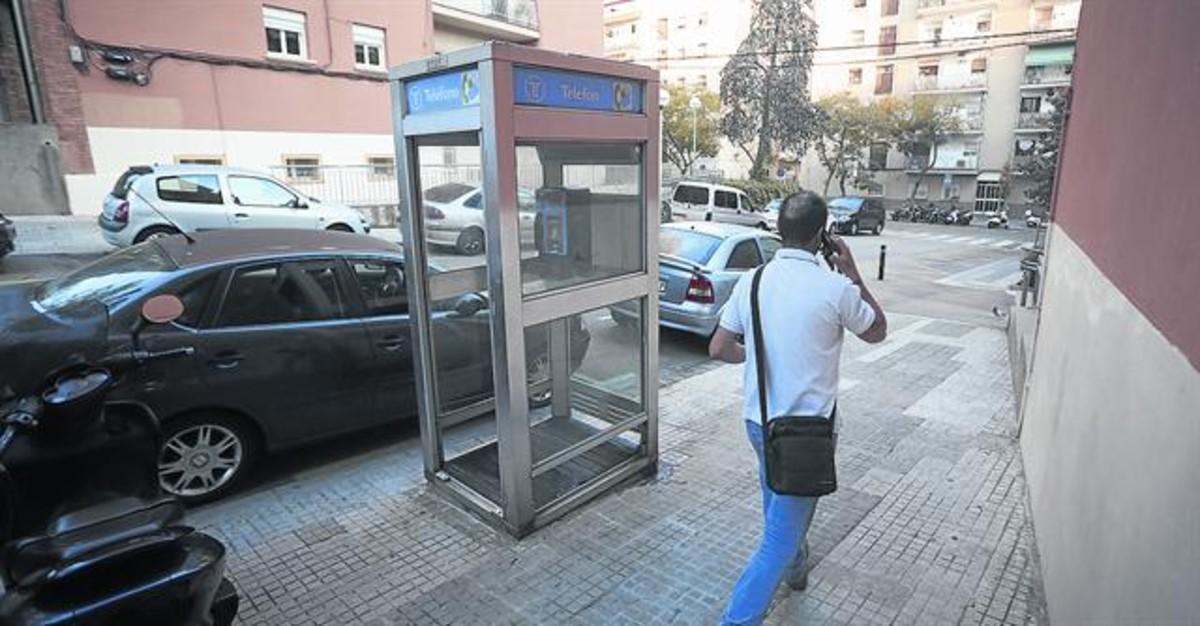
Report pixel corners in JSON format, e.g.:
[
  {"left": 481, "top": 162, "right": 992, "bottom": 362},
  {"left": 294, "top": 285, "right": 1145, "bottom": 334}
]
[
  {"left": 442, "top": 146, "right": 457, "bottom": 166},
  {"left": 931, "top": 25, "right": 943, "bottom": 46},
  {"left": 849, "top": 29, "right": 866, "bottom": 46},
  {"left": 941, "top": 179, "right": 960, "bottom": 200},
  {"left": 849, "top": 67, "right": 863, "bottom": 85},
  {"left": 971, "top": 57, "right": 988, "bottom": 74},
  {"left": 263, "top": 6, "right": 307, "bottom": 59},
  {"left": 977, "top": 15, "right": 992, "bottom": 32},
  {"left": 630, "top": 23, "right": 637, "bottom": 34},
  {"left": 283, "top": 155, "right": 321, "bottom": 182},
  {"left": 698, "top": 13, "right": 707, "bottom": 27},
  {"left": 606, "top": 27, "right": 615, "bottom": 39},
  {"left": 869, "top": 143, "right": 888, "bottom": 170},
  {"left": 1020, "top": 96, "right": 1042, "bottom": 113},
  {"left": 174, "top": 155, "right": 225, "bottom": 166},
  {"left": 657, "top": 18, "right": 668, "bottom": 39},
  {"left": 881, "top": 0, "right": 899, "bottom": 17},
  {"left": 367, "top": 156, "right": 395, "bottom": 178},
  {"left": 878, "top": 25, "right": 897, "bottom": 55},
  {"left": 353, "top": 24, "right": 386, "bottom": 70},
  {"left": 853, "top": 0, "right": 867, "bottom": 7},
  {"left": 875, "top": 64, "right": 894, "bottom": 94},
  {"left": 699, "top": 74, "right": 708, "bottom": 88}
]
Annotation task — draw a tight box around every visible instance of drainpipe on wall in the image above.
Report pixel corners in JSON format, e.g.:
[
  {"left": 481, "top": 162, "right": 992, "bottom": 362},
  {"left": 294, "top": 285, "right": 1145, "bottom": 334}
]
[{"left": 10, "top": 0, "right": 45, "bottom": 123}]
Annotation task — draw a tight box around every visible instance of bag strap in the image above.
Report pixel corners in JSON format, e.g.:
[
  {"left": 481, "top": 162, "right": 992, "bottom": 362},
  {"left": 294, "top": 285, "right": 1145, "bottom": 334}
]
[{"left": 750, "top": 264, "right": 769, "bottom": 431}]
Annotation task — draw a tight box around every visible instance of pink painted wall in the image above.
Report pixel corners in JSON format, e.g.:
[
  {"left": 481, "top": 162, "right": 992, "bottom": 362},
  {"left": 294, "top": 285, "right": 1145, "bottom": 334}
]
[
  {"left": 69, "top": 0, "right": 433, "bottom": 133},
  {"left": 1051, "top": 0, "right": 1200, "bottom": 369},
  {"left": 66, "top": 0, "right": 604, "bottom": 134}
]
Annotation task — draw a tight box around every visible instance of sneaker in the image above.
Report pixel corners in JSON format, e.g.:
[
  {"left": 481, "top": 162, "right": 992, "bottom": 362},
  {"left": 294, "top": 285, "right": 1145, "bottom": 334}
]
[{"left": 786, "top": 540, "right": 810, "bottom": 591}]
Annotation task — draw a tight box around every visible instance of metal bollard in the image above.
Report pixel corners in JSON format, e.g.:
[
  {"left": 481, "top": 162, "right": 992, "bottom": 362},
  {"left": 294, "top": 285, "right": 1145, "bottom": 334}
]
[{"left": 877, "top": 245, "right": 887, "bottom": 281}]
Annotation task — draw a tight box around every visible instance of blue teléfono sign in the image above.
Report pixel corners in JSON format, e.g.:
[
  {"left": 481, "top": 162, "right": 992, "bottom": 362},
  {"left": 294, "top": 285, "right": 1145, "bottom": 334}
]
[
  {"left": 513, "top": 66, "right": 642, "bottom": 114},
  {"left": 406, "top": 69, "right": 480, "bottom": 115}
]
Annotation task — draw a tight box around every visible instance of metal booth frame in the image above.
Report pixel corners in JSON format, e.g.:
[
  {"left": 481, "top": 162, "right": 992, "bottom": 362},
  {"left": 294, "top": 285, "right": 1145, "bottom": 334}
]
[{"left": 388, "top": 43, "right": 661, "bottom": 537}]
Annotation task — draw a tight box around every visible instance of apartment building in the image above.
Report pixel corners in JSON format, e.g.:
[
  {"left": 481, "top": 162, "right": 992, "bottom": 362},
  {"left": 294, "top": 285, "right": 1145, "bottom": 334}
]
[
  {"left": 0, "top": 0, "right": 602, "bottom": 216},
  {"left": 802, "top": 0, "right": 1078, "bottom": 211},
  {"left": 602, "top": 0, "right": 755, "bottom": 178}
]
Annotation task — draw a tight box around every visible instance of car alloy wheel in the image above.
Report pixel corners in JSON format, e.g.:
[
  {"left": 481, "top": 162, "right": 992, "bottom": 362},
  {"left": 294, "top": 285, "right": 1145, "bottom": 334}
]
[
  {"left": 158, "top": 423, "right": 244, "bottom": 499},
  {"left": 457, "top": 228, "right": 485, "bottom": 255},
  {"left": 527, "top": 353, "right": 553, "bottom": 407}
]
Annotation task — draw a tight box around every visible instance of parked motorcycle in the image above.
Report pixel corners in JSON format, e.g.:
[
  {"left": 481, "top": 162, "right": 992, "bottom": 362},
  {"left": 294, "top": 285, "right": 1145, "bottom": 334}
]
[
  {"left": 0, "top": 294, "right": 238, "bottom": 625},
  {"left": 986, "top": 212, "right": 1010, "bottom": 229}
]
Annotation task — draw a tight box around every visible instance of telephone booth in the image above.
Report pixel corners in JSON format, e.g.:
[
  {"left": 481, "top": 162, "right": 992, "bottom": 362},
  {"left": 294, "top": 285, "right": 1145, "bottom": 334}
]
[{"left": 389, "top": 43, "right": 660, "bottom": 536}]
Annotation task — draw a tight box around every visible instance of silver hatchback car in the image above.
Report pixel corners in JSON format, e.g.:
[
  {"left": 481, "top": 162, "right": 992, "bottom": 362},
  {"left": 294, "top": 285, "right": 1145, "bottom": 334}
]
[{"left": 612, "top": 222, "right": 781, "bottom": 337}]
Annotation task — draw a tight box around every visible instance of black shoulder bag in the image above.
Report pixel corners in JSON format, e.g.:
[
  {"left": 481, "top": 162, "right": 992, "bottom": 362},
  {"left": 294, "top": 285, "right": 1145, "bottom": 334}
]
[{"left": 750, "top": 264, "right": 838, "bottom": 497}]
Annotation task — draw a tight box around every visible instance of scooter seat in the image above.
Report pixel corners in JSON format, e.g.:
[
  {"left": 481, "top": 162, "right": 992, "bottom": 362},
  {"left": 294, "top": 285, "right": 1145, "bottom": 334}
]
[{"left": 5, "top": 495, "right": 183, "bottom": 584}]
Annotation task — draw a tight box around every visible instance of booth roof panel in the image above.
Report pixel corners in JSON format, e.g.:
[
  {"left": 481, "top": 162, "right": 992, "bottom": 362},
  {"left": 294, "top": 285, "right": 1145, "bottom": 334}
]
[{"left": 388, "top": 41, "right": 658, "bottom": 84}]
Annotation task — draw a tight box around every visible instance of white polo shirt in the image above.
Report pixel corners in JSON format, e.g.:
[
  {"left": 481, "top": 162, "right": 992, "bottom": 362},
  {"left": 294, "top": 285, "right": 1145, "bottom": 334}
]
[{"left": 718, "top": 248, "right": 876, "bottom": 424}]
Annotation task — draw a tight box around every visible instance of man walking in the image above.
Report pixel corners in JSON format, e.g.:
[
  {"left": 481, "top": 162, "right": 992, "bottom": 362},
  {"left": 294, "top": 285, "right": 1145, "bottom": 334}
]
[{"left": 709, "top": 191, "right": 888, "bottom": 625}]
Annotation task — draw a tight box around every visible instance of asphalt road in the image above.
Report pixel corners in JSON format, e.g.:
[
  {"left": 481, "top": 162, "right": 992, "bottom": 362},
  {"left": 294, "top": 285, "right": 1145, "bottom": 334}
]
[{"left": 0, "top": 220, "right": 1037, "bottom": 502}]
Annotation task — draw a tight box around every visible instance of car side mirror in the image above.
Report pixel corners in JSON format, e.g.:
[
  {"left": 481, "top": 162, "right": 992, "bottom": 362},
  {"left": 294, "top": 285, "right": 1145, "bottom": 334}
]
[{"left": 131, "top": 294, "right": 185, "bottom": 350}]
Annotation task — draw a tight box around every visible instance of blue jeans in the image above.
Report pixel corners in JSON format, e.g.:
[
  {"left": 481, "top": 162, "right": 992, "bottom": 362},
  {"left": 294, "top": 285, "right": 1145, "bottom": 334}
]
[{"left": 720, "top": 421, "right": 818, "bottom": 626}]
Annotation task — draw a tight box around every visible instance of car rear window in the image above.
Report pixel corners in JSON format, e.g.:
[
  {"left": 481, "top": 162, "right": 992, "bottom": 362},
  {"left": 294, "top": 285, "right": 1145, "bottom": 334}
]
[
  {"left": 157, "top": 175, "right": 223, "bottom": 204},
  {"left": 424, "top": 183, "right": 475, "bottom": 203},
  {"left": 111, "top": 166, "right": 152, "bottom": 200},
  {"left": 672, "top": 184, "right": 709, "bottom": 205},
  {"left": 660, "top": 229, "right": 723, "bottom": 265}
]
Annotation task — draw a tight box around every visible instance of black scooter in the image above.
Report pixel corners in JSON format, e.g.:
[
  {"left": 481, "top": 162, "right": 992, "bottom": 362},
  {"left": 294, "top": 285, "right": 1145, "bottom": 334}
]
[{"left": 0, "top": 295, "right": 238, "bottom": 625}]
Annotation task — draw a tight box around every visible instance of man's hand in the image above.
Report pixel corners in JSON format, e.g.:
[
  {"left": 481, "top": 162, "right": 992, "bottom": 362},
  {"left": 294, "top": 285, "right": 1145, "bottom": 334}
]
[
  {"left": 826, "top": 234, "right": 863, "bottom": 283},
  {"left": 709, "top": 327, "right": 745, "bottom": 364}
]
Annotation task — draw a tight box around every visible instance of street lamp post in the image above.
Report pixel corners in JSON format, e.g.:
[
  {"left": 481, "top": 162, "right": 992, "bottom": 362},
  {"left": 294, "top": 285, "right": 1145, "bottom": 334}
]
[{"left": 688, "top": 95, "right": 701, "bottom": 177}]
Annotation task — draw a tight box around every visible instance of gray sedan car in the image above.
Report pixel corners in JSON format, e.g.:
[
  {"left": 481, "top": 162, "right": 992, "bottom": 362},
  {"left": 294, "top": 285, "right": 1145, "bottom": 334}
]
[{"left": 612, "top": 222, "right": 780, "bottom": 337}]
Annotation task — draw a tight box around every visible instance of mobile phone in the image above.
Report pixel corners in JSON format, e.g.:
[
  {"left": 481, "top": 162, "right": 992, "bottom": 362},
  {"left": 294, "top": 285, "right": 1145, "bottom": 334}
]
[{"left": 819, "top": 230, "right": 837, "bottom": 269}]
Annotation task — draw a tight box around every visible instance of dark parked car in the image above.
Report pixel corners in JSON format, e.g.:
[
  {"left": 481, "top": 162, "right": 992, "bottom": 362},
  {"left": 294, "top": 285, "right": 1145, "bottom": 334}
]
[
  {"left": 0, "top": 214, "right": 15, "bottom": 259},
  {"left": 828, "top": 196, "right": 886, "bottom": 235},
  {"left": 0, "top": 229, "right": 589, "bottom": 503}
]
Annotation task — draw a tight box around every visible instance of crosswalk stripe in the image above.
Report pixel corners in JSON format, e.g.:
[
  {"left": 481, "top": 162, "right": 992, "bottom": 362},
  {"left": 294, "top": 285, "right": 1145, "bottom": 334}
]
[
  {"left": 928, "top": 234, "right": 952, "bottom": 240},
  {"left": 992, "top": 239, "right": 1016, "bottom": 248},
  {"left": 967, "top": 238, "right": 992, "bottom": 246},
  {"left": 947, "top": 236, "right": 974, "bottom": 243}
]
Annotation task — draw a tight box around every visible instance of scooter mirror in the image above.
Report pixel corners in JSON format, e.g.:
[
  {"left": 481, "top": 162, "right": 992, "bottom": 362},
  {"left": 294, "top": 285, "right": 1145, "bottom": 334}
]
[{"left": 141, "top": 294, "right": 185, "bottom": 325}]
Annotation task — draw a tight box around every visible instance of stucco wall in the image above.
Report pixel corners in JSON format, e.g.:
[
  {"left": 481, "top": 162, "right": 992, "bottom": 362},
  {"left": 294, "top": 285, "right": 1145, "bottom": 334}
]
[
  {"left": 1020, "top": 227, "right": 1200, "bottom": 623},
  {"left": 0, "top": 124, "right": 70, "bottom": 215},
  {"left": 1020, "top": 1, "right": 1200, "bottom": 623}
]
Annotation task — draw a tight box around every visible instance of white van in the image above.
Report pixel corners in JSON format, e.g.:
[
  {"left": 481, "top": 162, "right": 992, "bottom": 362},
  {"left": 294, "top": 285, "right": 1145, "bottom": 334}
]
[{"left": 667, "top": 181, "right": 775, "bottom": 230}]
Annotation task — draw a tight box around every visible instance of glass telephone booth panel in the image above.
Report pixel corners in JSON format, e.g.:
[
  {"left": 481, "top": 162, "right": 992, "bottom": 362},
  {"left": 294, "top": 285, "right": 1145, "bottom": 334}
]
[{"left": 391, "top": 44, "right": 659, "bottom": 536}]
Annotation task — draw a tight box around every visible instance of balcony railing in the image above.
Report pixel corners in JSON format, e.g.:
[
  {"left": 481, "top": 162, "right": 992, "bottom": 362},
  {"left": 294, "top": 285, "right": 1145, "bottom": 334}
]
[
  {"left": 1023, "top": 64, "right": 1072, "bottom": 86},
  {"left": 914, "top": 72, "right": 987, "bottom": 92},
  {"left": 956, "top": 111, "right": 985, "bottom": 131},
  {"left": 1017, "top": 111, "right": 1053, "bottom": 129},
  {"left": 905, "top": 153, "right": 979, "bottom": 171},
  {"left": 433, "top": 0, "right": 539, "bottom": 32},
  {"left": 917, "top": 0, "right": 991, "bottom": 10}
]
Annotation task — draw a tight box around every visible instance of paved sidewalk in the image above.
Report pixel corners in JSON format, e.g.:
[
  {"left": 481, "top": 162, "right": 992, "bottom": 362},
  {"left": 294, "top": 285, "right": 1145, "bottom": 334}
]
[{"left": 191, "top": 313, "right": 1045, "bottom": 625}]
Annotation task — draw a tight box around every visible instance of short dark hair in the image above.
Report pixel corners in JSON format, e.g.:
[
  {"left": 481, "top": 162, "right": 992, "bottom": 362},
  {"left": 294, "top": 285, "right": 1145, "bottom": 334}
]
[{"left": 777, "top": 191, "right": 827, "bottom": 246}]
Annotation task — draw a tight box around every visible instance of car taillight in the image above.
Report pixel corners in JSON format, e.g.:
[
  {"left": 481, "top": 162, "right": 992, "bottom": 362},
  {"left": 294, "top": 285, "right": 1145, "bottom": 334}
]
[
  {"left": 424, "top": 204, "right": 444, "bottom": 220},
  {"left": 113, "top": 201, "right": 129, "bottom": 223},
  {"left": 686, "top": 273, "right": 715, "bottom": 303}
]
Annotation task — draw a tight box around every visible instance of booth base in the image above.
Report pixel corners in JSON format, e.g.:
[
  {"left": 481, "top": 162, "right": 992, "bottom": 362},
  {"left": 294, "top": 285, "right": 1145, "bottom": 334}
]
[{"left": 445, "top": 417, "right": 640, "bottom": 509}]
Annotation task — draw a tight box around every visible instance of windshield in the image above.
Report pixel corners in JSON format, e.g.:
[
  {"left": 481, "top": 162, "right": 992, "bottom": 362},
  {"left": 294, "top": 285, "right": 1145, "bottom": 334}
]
[
  {"left": 424, "top": 183, "right": 475, "bottom": 203},
  {"left": 36, "top": 244, "right": 177, "bottom": 311},
  {"left": 660, "top": 229, "right": 723, "bottom": 265},
  {"left": 829, "top": 197, "right": 863, "bottom": 214},
  {"left": 764, "top": 199, "right": 781, "bottom": 213}
]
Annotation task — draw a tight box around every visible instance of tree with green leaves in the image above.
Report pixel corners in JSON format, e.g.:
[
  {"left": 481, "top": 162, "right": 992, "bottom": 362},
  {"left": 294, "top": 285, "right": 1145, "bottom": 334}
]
[
  {"left": 1020, "top": 88, "right": 1069, "bottom": 212},
  {"left": 813, "top": 94, "right": 885, "bottom": 196},
  {"left": 719, "top": 0, "right": 819, "bottom": 181},
  {"left": 879, "top": 96, "right": 962, "bottom": 199},
  {"left": 661, "top": 85, "right": 721, "bottom": 176}
]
